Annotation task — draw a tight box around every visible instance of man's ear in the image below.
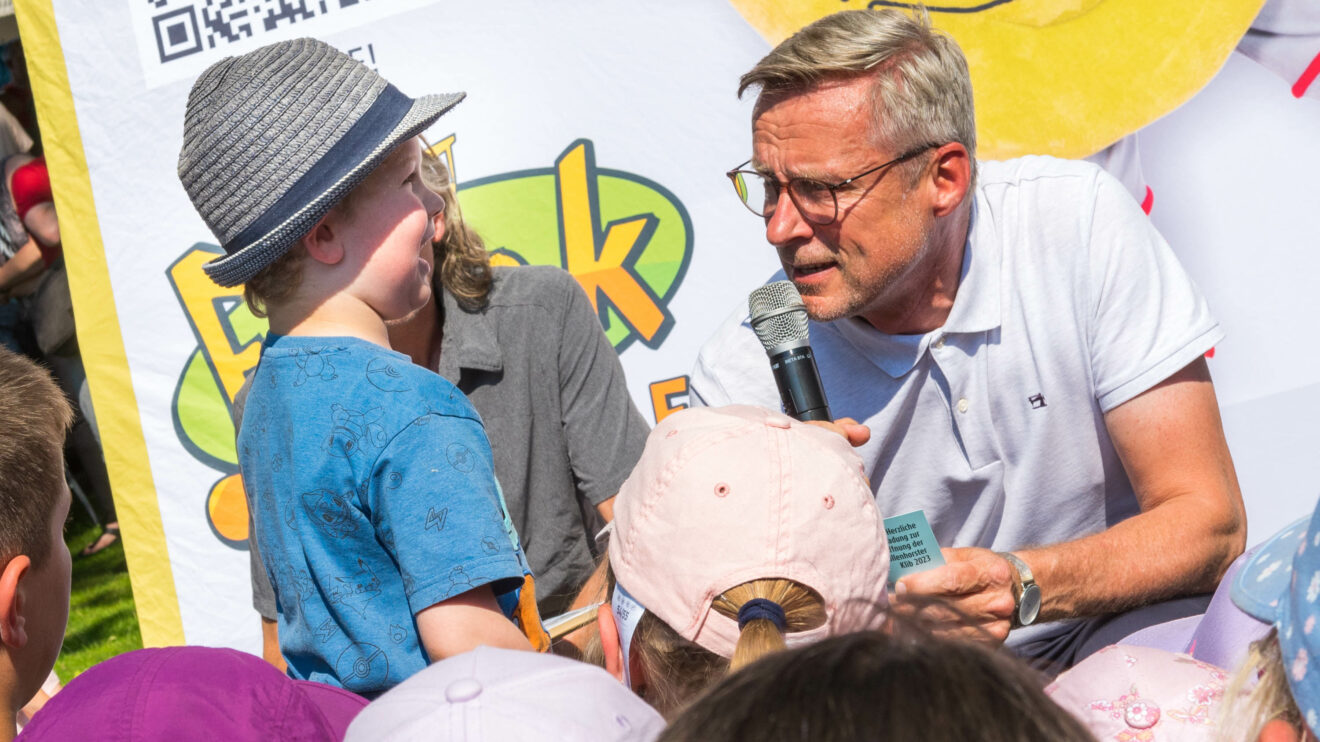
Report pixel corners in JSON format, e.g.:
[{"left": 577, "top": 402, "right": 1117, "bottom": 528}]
[
  {"left": 302, "top": 213, "right": 346, "bottom": 266},
  {"left": 597, "top": 605, "right": 624, "bottom": 683},
  {"left": 0, "top": 556, "right": 31, "bottom": 648},
  {"left": 928, "top": 142, "right": 972, "bottom": 218}
]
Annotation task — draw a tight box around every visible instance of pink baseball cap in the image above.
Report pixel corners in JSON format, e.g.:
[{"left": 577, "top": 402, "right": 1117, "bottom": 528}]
[
  {"left": 609, "top": 404, "right": 889, "bottom": 658},
  {"left": 1045, "top": 645, "right": 1231, "bottom": 741}
]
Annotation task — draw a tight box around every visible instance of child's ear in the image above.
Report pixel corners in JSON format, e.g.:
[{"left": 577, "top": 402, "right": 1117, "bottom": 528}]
[
  {"left": 597, "top": 604, "right": 625, "bottom": 683},
  {"left": 596, "top": 605, "right": 649, "bottom": 690},
  {"left": 0, "top": 555, "right": 31, "bottom": 648},
  {"left": 302, "top": 214, "right": 345, "bottom": 266}
]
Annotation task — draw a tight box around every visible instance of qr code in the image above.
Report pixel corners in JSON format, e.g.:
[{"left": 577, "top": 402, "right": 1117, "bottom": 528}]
[{"left": 147, "top": 0, "right": 372, "bottom": 64}]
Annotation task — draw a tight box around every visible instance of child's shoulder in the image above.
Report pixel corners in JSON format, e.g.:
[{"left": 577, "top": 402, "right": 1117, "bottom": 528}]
[{"left": 251, "top": 335, "right": 479, "bottom": 421}]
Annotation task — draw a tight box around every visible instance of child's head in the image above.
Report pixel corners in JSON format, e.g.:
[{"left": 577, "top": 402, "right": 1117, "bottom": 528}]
[
  {"left": 659, "top": 628, "right": 1094, "bottom": 742},
  {"left": 598, "top": 405, "right": 890, "bottom": 717},
  {"left": 177, "top": 37, "right": 464, "bottom": 317},
  {"left": 1220, "top": 511, "right": 1320, "bottom": 741},
  {"left": 0, "top": 347, "right": 73, "bottom": 719}
]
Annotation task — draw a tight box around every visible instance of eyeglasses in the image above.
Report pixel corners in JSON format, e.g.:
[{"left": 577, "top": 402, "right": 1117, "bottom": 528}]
[{"left": 726, "top": 144, "right": 937, "bottom": 225}]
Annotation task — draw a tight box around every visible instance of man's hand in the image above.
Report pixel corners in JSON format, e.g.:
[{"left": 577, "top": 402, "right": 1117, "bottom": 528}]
[
  {"left": 806, "top": 417, "right": 871, "bottom": 447},
  {"left": 891, "top": 547, "right": 1017, "bottom": 644}
]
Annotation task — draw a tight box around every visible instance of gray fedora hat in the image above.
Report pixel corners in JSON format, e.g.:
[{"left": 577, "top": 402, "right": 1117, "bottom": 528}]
[{"left": 178, "top": 37, "right": 464, "bottom": 288}]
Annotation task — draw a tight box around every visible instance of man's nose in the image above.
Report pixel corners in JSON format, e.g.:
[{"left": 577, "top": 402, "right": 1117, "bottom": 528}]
[{"left": 764, "top": 189, "right": 814, "bottom": 246}]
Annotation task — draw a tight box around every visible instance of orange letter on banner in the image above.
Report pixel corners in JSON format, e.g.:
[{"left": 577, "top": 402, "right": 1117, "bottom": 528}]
[
  {"left": 649, "top": 375, "right": 689, "bottom": 423},
  {"left": 556, "top": 141, "right": 665, "bottom": 342}
]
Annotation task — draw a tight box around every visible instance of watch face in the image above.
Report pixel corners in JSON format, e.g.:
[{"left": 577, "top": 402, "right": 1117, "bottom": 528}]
[{"left": 1019, "top": 585, "right": 1042, "bottom": 626}]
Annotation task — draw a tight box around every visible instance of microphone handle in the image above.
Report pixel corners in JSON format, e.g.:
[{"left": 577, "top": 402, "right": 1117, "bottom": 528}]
[{"left": 768, "top": 345, "right": 832, "bottom": 422}]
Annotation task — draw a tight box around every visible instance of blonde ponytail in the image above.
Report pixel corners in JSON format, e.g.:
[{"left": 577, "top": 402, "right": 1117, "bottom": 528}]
[
  {"left": 1217, "top": 629, "right": 1302, "bottom": 741},
  {"left": 613, "top": 567, "right": 829, "bottom": 718},
  {"left": 714, "top": 579, "right": 826, "bottom": 671}
]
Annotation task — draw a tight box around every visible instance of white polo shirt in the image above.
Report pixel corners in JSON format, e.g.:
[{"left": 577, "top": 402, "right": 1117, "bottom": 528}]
[{"left": 690, "top": 156, "right": 1223, "bottom": 648}]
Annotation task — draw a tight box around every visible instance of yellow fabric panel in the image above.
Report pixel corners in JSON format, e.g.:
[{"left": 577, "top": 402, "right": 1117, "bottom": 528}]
[
  {"left": 13, "top": 0, "right": 185, "bottom": 646},
  {"left": 729, "top": 0, "right": 1266, "bottom": 158}
]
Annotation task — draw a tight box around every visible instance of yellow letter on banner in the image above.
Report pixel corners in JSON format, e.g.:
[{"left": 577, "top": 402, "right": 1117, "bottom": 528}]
[{"left": 167, "top": 248, "right": 261, "bottom": 405}]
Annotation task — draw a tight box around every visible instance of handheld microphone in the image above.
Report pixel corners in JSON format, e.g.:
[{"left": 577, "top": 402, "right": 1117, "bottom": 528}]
[{"left": 748, "top": 281, "right": 832, "bottom": 422}]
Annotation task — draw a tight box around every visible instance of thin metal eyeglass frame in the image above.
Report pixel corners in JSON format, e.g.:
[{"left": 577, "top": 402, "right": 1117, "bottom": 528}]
[{"left": 726, "top": 143, "right": 938, "bottom": 225}]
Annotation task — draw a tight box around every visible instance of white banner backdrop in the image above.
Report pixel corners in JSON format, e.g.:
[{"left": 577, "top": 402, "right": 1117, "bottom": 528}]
[{"left": 20, "top": 0, "right": 1320, "bottom": 652}]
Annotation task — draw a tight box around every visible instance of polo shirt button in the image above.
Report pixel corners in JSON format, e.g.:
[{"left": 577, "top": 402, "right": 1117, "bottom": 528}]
[
  {"left": 957, "top": 398, "right": 969, "bottom": 413},
  {"left": 933, "top": 336, "right": 946, "bottom": 350}
]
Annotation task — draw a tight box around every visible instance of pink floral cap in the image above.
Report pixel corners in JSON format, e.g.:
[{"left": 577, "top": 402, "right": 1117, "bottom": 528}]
[{"left": 1045, "top": 645, "right": 1230, "bottom": 741}]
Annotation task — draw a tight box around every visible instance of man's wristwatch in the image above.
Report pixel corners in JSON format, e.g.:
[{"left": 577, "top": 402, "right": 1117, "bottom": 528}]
[{"left": 997, "top": 552, "right": 1041, "bottom": 629}]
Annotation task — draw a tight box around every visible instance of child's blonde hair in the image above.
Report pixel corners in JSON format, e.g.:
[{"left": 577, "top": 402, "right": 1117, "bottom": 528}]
[
  {"left": 634, "top": 577, "right": 825, "bottom": 718},
  {"left": 1218, "top": 629, "right": 1304, "bottom": 741},
  {"left": 587, "top": 558, "right": 829, "bottom": 719}
]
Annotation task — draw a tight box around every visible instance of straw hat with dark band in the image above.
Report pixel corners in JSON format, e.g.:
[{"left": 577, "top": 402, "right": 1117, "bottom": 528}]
[{"left": 178, "top": 37, "right": 464, "bottom": 288}]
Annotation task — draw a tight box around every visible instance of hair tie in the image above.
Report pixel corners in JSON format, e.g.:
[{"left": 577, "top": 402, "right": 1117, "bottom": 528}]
[{"left": 737, "top": 598, "right": 787, "bottom": 632}]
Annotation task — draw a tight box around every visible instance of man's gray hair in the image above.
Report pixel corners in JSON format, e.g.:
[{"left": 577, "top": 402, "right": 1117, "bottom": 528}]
[{"left": 740, "top": 9, "right": 976, "bottom": 174}]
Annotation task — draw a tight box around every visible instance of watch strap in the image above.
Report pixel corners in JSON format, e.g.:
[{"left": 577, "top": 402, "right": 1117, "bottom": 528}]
[{"left": 996, "top": 551, "right": 1038, "bottom": 628}]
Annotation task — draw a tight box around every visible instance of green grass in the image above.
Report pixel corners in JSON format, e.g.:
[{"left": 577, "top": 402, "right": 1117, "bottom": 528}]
[{"left": 54, "top": 509, "right": 142, "bottom": 682}]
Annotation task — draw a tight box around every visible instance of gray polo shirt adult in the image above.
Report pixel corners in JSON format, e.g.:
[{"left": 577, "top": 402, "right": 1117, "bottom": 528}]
[{"left": 249, "top": 265, "right": 649, "bottom": 618}]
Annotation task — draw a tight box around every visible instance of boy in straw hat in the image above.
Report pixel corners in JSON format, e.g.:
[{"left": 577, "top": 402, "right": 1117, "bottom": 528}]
[{"left": 177, "top": 38, "right": 544, "bottom": 696}]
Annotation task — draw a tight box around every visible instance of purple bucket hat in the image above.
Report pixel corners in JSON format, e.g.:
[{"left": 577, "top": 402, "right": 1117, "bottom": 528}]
[{"left": 16, "top": 646, "right": 367, "bottom": 740}]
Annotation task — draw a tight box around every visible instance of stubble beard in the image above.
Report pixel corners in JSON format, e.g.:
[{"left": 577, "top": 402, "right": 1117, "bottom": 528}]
[{"left": 795, "top": 220, "right": 934, "bottom": 325}]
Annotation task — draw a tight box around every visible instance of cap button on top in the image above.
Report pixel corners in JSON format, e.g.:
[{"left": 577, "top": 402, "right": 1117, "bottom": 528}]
[
  {"left": 766, "top": 417, "right": 790, "bottom": 429},
  {"left": 445, "top": 678, "right": 483, "bottom": 703},
  {"left": 1124, "top": 700, "right": 1160, "bottom": 729}
]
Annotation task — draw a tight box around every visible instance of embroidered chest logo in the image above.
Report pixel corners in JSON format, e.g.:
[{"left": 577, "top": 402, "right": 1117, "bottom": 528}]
[{"left": 1028, "top": 393, "right": 1047, "bottom": 409}]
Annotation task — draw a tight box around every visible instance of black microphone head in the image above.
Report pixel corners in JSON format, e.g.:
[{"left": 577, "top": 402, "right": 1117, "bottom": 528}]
[{"left": 748, "top": 280, "right": 809, "bottom": 353}]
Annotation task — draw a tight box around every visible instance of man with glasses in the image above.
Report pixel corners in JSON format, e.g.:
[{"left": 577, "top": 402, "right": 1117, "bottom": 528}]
[{"left": 691, "top": 9, "right": 1245, "bottom": 670}]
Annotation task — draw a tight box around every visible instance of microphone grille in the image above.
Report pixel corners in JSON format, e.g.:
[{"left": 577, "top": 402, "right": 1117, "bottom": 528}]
[{"left": 748, "top": 280, "right": 809, "bottom": 350}]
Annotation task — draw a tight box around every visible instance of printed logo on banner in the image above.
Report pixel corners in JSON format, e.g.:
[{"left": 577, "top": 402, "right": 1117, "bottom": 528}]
[
  {"left": 130, "top": 0, "right": 438, "bottom": 88},
  {"left": 166, "top": 138, "right": 692, "bottom": 547}
]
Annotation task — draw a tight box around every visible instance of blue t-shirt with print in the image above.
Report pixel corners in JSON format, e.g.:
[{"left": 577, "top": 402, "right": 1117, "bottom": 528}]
[{"left": 238, "top": 334, "right": 531, "bottom": 695}]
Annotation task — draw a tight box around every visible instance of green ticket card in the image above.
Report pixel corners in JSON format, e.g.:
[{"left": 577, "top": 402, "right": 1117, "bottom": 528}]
[{"left": 883, "top": 509, "right": 945, "bottom": 584}]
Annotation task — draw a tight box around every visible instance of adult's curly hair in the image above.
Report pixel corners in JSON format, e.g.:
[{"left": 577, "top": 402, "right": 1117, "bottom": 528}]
[{"left": 420, "top": 151, "right": 493, "bottom": 312}]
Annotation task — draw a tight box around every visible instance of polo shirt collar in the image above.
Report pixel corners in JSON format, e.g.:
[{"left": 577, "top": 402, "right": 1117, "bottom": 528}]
[
  {"left": 828, "top": 197, "right": 1001, "bottom": 379},
  {"left": 940, "top": 197, "right": 1001, "bottom": 335},
  {"left": 435, "top": 288, "right": 503, "bottom": 384}
]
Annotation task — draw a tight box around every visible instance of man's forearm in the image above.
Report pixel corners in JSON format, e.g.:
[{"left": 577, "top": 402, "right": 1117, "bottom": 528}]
[{"left": 1019, "top": 489, "right": 1244, "bottom": 622}]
